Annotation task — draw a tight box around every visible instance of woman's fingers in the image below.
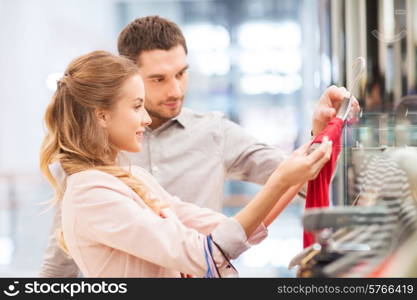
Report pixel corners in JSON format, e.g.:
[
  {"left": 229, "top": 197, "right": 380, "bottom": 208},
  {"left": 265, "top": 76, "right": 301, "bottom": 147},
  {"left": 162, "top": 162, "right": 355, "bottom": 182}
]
[
  {"left": 294, "top": 141, "right": 312, "bottom": 155},
  {"left": 273, "top": 137, "right": 334, "bottom": 187},
  {"left": 307, "top": 137, "right": 333, "bottom": 179},
  {"left": 307, "top": 136, "right": 330, "bottom": 163}
]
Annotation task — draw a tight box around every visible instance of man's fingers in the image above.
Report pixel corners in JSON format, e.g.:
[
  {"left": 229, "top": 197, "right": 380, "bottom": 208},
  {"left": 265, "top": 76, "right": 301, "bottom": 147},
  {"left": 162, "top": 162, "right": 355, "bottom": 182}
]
[
  {"left": 324, "top": 86, "right": 348, "bottom": 109},
  {"left": 327, "top": 107, "right": 336, "bottom": 118},
  {"left": 350, "top": 98, "right": 360, "bottom": 114},
  {"left": 317, "top": 107, "right": 335, "bottom": 123},
  {"left": 346, "top": 98, "right": 361, "bottom": 123}
]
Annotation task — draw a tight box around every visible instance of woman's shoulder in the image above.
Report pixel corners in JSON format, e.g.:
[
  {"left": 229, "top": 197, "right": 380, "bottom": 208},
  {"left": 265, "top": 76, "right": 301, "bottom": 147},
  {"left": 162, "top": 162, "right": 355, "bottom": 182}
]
[
  {"left": 67, "top": 168, "right": 114, "bottom": 180},
  {"left": 66, "top": 168, "right": 131, "bottom": 193}
]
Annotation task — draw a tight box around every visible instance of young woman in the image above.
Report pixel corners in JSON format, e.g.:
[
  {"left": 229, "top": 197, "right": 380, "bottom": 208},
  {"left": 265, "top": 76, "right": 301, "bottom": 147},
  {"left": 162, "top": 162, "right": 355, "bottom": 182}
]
[{"left": 40, "top": 51, "right": 332, "bottom": 277}]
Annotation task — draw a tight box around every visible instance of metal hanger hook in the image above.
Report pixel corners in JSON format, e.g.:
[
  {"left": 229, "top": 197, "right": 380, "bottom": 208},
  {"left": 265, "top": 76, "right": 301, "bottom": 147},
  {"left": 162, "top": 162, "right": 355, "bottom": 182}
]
[{"left": 349, "top": 57, "right": 366, "bottom": 100}]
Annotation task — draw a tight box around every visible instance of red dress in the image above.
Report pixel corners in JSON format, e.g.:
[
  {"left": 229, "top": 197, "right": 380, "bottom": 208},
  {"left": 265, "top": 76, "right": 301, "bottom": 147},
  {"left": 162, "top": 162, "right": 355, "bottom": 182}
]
[{"left": 303, "top": 117, "right": 344, "bottom": 248}]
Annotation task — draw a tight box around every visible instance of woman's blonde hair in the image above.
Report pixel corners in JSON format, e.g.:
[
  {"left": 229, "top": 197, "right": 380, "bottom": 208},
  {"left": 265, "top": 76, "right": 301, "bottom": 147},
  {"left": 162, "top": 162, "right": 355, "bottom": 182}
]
[{"left": 40, "top": 51, "right": 163, "bottom": 252}]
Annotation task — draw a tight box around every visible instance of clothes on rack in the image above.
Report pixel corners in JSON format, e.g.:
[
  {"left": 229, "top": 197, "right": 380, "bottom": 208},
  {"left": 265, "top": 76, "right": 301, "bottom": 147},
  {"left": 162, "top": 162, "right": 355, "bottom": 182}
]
[
  {"left": 355, "top": 153, "right": 417, "bottom": 245},
  {"left": 292, "top": 151, "right": 417, "bottom": 277}
]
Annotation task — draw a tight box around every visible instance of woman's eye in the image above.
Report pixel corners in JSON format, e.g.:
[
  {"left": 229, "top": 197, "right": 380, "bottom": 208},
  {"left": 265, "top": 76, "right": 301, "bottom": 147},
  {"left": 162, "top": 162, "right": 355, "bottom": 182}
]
[{"left": 134, "top": 105, "right": 142, "bottom": 110}]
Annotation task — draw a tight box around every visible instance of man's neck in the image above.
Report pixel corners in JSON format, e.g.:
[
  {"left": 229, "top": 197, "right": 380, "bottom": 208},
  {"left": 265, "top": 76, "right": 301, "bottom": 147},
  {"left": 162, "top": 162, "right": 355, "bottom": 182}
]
[{"left": 149, "top": 116, "right": 169, "bottom": 130}]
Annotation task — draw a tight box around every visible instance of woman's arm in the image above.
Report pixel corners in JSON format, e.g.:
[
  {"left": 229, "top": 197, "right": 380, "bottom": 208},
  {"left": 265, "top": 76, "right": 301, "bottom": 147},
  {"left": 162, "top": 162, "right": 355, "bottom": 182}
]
[
  {"left": 135, "top": 168, "right": 268, "bottom": 247},
  {"left": 235, "top": 138, "right": 332, "bottom": 237},
  {"left": 263, "top": 182, "right": 305, "bottom": 227}
]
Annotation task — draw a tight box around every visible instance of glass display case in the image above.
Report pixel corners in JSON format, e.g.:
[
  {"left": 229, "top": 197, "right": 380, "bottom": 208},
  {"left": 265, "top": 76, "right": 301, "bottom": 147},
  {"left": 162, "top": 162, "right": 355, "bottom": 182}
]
[{"left": 336, "top": 97, "right": 417, "bottom": 206}]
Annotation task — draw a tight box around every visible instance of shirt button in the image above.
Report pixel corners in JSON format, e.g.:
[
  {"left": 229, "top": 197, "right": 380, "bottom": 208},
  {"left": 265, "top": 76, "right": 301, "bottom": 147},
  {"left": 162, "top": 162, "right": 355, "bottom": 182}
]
[{"left": 152, "top": 166, "right": 159, "bottom": 173}]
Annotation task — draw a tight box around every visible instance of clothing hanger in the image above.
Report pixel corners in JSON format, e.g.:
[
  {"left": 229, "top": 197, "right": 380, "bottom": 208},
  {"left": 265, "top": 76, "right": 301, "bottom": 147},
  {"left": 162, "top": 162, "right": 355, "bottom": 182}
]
[
  {"left": 302, "top": 206, "right": 392, "bottom": 231},
  {"left": 337, "top": 57, "right": 366, "bottom": 122},
  {"left": 350, "top": 143, "right": 388, "bottom": 151},
  {"left": 289, "top": 226, "right": 377, "bottom": 273},
  {"left": 322, "top": 225, "right": 399, "bottom": 277},
  {"left": 296, "top": 228, "right": 347, "bottom": 278},
  {"left": 307, "top": 57, "right": 366, "bottom": 155},
  {"left": 288, "top": 228, "right": 350, "bottom": 270},
  {"left": 296, "top": 220, "right": 399, "bottom": 277},
  {"left": 290, "top": 201, "right": 399, "bottom": 273}
]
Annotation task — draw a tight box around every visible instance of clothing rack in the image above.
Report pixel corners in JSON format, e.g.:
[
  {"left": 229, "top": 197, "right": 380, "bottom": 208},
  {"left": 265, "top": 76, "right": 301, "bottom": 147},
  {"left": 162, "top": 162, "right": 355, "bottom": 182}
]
[{"left": 290, "top": 152, "right": 417, "bottom": 277}]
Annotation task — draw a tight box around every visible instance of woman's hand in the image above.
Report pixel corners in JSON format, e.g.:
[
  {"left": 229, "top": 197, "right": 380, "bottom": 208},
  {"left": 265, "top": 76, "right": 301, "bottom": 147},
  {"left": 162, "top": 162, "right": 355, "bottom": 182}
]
[
  {"left": 268, "top": 137, "right": 333, "bottom": 188},
  {"left": 235, "top": 137, "right": 333, "bottom": 237}
]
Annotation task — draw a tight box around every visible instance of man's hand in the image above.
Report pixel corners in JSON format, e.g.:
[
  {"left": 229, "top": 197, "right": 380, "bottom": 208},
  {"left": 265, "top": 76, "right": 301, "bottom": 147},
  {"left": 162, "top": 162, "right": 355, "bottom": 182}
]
[{"left": 311, "top": 85, "right": 360, "bottom": 137}]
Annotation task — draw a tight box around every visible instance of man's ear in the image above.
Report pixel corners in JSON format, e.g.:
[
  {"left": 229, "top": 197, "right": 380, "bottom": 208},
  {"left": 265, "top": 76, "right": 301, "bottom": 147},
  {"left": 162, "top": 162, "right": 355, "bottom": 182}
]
[{"left": 95, "top": 108, "right": 110, "bottom": 128}]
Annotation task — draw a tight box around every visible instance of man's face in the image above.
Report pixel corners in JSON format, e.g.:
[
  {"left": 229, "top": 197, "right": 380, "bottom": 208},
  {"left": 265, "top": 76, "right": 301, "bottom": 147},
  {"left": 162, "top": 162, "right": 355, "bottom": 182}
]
[{"left": 137, "top": 45, "right": 188, "bottom": 128}]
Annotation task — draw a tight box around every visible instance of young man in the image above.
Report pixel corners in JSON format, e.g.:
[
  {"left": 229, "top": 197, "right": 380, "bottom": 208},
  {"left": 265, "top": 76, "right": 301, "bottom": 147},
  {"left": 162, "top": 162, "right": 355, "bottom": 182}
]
[{"left": 39, "top": 16, "right": 356, "bottom": 277}]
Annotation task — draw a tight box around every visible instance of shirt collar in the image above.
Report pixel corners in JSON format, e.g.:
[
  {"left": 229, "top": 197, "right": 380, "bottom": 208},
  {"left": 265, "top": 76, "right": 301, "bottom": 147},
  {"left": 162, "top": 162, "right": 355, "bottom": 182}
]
[
  {"left": 173, "top": 108, "right": 190, "bottom": 129},
  {"left": 145, "top": 107, "right": 190, "bottom": 134}
]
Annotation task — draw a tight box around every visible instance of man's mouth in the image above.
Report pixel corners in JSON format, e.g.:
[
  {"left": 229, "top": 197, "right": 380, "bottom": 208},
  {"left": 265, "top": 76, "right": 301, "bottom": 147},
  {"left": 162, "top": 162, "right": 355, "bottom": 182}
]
[{"left": 163, "top": 101, "right": 179, "bottom": 108}]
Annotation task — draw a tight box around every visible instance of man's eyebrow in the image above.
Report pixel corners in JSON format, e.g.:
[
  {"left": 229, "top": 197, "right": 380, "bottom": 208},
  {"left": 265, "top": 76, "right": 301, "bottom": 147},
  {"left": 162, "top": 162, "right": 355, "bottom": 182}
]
[
  {"left": 146, "top": 65, "right": 189, "bottom": 79},
  {"left": 179, "top": 65, "right": 189, "bottom": 73}
]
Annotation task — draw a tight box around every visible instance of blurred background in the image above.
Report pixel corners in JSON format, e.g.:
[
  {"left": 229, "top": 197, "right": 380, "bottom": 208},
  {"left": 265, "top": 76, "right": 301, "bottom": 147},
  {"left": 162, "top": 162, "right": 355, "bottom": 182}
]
[{"left": 0, "top": 0, "right": 416, "bottom": 277}]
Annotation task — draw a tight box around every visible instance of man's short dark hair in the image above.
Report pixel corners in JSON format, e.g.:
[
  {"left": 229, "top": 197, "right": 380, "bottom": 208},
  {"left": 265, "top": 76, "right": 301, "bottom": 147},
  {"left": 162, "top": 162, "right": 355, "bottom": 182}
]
[{"left": 117, "top": 15, "right": 188, "bottom": 65}]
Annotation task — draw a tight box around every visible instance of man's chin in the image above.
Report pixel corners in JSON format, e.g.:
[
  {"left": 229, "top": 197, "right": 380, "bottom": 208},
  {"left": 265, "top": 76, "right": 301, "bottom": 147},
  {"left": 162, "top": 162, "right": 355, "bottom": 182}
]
[
  {"left": 165, "top": 107, "right": 182, "bottom": 119},
  {"left": 149, "top": 105, "right": 182, "bottom": 122}
]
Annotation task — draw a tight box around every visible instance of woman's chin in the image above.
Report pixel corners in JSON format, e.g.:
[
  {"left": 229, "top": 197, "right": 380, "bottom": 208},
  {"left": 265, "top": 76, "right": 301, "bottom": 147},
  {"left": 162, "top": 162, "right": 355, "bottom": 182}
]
[{"left": 123, "top": 144, "right": 142, "bottom": 153}]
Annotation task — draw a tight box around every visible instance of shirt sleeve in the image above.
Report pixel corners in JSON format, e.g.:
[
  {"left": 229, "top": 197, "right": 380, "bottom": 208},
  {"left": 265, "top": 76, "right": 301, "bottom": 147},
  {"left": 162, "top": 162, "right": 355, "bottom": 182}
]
[
  {"left": 39, "top": 204, "right": 80, "bottom": 278},
  {"left": 137, "top": 168, "right": 268, "bottom": 252},
  {"left": 169, "top": 196, "right": 268, "bottom": 259},
  {"left": 167, "top": 195, "right": 228, "bottom": 234},
  {"left": 221, "top": 117, "right": 288, "bottom": 184},
  {"left": 66, "top": 171, "right": 260, "bottom": 277},
  {"left": 132, "top": 166, "right": 227, "bottom": 235}
]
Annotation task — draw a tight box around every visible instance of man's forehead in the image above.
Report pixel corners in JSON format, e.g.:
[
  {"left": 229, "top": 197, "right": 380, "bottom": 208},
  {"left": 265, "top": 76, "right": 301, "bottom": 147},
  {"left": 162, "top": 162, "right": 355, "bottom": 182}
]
[
  {"left": 137, "top": 46, "right": 187, "bottom": 73},
  {"left": 139, "top": 63, "right": 187, "bottom": 77}
]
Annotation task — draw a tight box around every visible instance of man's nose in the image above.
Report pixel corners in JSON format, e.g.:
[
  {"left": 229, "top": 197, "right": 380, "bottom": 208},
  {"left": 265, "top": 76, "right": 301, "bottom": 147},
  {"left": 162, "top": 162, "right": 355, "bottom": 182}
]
[{"left": 166, "top": 78, "right": 182, "bottom": 99}]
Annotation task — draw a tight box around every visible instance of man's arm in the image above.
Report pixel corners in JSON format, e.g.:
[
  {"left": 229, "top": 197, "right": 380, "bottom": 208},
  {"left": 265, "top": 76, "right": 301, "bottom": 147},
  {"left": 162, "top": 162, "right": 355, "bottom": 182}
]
[
  {"left": 221, "top": 117, "right": 286, "bottom": 184},
  {"left": 39, "top": 204, "right": 80, "bottom": 277},
  {"left": 221, "top": 116, "right": 306, "bottom": 208},
  {"left": 222, "top": 85, "right": 354, "bottom": 194}
]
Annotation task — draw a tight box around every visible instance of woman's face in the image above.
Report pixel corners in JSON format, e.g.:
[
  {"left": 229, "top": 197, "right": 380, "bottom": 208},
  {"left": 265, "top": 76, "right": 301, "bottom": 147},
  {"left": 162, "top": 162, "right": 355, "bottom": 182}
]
[{"left": 104, "top": 74, "right": 151, "bottom": 153}]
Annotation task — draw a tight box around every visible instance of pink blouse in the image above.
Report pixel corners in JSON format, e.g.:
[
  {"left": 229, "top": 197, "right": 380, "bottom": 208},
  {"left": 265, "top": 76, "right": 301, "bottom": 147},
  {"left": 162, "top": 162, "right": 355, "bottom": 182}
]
[{"left": 61, "top": 166, "right": 267, "bottom": 277}]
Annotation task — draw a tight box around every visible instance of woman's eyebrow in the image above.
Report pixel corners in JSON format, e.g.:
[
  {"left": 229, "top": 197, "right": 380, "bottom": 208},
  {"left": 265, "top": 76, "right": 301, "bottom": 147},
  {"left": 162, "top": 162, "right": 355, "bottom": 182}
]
[{"left": 132, "top": 97, "right": 144, "bottom": 103}]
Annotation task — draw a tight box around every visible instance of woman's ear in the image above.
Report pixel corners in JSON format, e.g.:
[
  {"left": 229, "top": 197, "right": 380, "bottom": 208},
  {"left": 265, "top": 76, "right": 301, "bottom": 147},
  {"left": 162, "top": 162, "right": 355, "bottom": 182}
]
[{"left": 95, "top": 108, "right": 110, "bottom": 128}]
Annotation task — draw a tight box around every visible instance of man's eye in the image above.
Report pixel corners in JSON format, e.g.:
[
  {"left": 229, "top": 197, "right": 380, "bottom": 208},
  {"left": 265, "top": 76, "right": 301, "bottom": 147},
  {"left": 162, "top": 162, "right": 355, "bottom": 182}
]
[
  {"left": 177, "top": 70, "right": 187, "bottom": 78},
  {"left": 134, "top": 105, "right": 142, "bottom": 110}
]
